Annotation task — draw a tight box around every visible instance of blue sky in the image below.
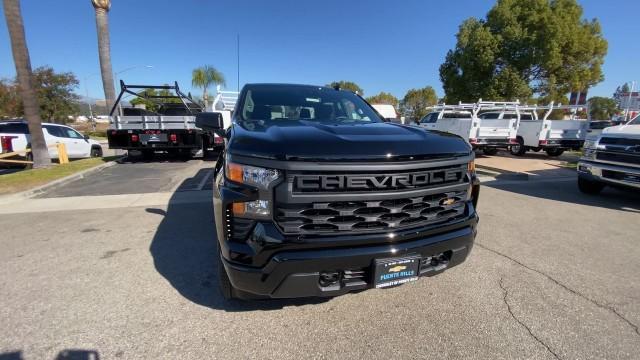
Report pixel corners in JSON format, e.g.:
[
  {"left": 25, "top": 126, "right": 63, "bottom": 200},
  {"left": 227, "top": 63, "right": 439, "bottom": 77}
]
[{"left": 1, "top": 0, "right": 638, "bottom": 101}]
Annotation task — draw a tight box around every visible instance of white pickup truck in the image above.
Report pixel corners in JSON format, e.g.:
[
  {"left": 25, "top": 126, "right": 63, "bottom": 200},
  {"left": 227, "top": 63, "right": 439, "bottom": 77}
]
[
  {"left": 577, "top": 115, "right": 640, "bottom": 193},
  {"left": 0, "top": 120, "right": 103, "bottom": 165},
  {"left": 509, "top": 103, "right": 588, "bottom": 157},
  {"left": 419, "top": 101, "right": 519, "bottom": 155}
]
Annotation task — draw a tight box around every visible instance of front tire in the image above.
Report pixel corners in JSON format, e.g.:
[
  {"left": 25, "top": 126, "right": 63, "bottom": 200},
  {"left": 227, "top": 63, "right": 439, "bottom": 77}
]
[
  {"left": 482, "top": 148, "right": 498, "bottom": 156},
  {"left": 578, "top": 177, "right": 605, "bottom": 194},
  {"left": 217, "top": 242, "right": 237, "bottom": 300}
]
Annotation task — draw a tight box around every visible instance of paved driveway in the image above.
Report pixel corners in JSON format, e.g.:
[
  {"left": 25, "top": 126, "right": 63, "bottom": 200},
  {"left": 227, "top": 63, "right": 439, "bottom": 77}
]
[{"left": 0, "top": 161, "right": 638, "bottom": 359}]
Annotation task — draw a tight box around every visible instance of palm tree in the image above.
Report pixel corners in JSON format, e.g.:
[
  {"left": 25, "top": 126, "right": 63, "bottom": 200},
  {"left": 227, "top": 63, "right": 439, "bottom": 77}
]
[
  {"left": 192, "top": 66, "right": 226, "bottom": 108},
  {"left": 91, "top": 0, "right": 116, "bottom": 115},
  {"left": 3, "top": 0, "right": 51, "bottom": 168}
]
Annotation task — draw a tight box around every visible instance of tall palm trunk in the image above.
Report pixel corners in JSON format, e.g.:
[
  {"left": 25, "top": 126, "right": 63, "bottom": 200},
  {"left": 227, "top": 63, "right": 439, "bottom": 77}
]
[
  {"left": 3, "top": 0, "right": 51, "bottom": 168},
  {"left": 92, "top": 0, "right": 116, "bottom": 115},
  {"left": 203, "top": 87, "right": 208, "bottom": 108}
]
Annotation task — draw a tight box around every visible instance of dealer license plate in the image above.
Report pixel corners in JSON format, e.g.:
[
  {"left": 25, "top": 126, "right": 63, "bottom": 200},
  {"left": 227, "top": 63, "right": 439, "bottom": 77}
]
[
  {"left": 373, "top": 256, "right": 420, "bottom": 288},
  {"left": 140, "top": 133, "right": 167, "bottom": 143}
]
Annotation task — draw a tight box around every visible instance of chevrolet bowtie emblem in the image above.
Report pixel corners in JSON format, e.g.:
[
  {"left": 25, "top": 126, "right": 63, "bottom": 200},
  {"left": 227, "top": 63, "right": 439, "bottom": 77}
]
[
  {"left": 388, "top": 265, "right": 407, "bottom": 273},
  {"left": 441, "top": 198, "right": 456, "bottom": 206}
]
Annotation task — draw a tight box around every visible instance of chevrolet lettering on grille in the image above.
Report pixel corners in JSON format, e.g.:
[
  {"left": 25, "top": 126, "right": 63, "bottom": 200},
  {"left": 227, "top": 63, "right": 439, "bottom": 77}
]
[{"left": 294, "top": 169, "right": 464, "bottom": 192}]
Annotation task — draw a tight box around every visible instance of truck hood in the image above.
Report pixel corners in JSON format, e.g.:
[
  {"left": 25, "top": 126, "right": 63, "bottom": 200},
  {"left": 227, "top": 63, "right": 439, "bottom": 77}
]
[
  {"left": 228, "top": 121, "right": 471, "bottom": 161},
  {"left": 602, "top": 124, "right": 640, "bottom": 138}
]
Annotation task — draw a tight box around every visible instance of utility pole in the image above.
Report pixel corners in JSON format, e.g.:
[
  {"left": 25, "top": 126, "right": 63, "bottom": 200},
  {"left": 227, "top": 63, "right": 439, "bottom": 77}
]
[
  {"left": 237, "top": 34, "right": 240, "bottom": 92},
  {"left": 625, "top": 81, "right": 636, "bottom": 121}
]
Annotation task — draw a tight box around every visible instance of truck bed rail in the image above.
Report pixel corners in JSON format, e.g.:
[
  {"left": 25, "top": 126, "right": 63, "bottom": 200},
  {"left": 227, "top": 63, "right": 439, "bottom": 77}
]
[{"left": 110, "top": 115, "right": 198, "bottom": 130}]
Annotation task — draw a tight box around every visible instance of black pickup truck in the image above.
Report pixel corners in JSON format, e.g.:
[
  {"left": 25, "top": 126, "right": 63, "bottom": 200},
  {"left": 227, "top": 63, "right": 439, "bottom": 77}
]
[{"left": 196, "top": 84, "right": 480, "bottom": 299}]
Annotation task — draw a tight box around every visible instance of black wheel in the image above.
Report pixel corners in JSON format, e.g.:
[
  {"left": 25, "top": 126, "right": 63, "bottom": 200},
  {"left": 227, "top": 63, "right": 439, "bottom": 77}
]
[
  {"left": 509, "top": 138, "right": 526, "bottom": 156},
  {"left": 482, "top": 148, "right": 498, "bottom": 156},
  {"left": 90, "top": 147, "right": 102, "bottom": 157},
  {"left": 578, "top": 177, "right": 605, "bottom": 194},
  {"left": 217, "top": 242, "right": 237, "bottom": 300},
  {"left": 141, "top": 150, "right": 154, "bottom": 161},
  {"left": 179, "top": 149, "right": 193, "bottom": 160},
  {"left": 545, "top": 148, "right": 565, "bottom": 157}
]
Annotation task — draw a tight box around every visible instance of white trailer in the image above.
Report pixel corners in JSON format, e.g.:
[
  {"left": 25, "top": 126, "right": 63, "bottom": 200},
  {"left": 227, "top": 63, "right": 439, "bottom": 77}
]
[
  {"left": 509, "top": 102, "right": 588, "bottom": 157},
  {"left": 419, "top": 100, "right": 519, "bottom": 155}
]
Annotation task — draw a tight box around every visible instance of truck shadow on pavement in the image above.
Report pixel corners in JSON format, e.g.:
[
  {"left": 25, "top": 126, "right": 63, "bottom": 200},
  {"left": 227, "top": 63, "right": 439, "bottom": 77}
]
[
  {"left": 147, "top": 176, "right": 329, "bottom": 312},
  {"left": 482, "top": 169, "right": 640, "bottom": 213}
]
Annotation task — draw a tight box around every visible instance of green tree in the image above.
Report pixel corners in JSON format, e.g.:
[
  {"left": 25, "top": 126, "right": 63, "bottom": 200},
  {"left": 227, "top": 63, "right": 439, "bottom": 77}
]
[
  {"left": 401, "top": 87, "right": 438, "bottom": 121},
  {"left": 440, "top": 0, "right": 607, "bottom": 103},
  {"left": 365, "top": 92, "right": 398, "bottom": 107},
  {"left": 588, "top": 96, "right": 618, "bottom": 120},
  {"left": 192, "top": 65, "right": 226, "bottom": 108},
  {"left": 32, "top": 67, "right": 80, "bottom": 122},
  {"left": 0, "top": 67, "right": 81, "bottom": 123},
  {"left": 91, "top": 0, "right": 116, "bottom": 116},
  {"left": 327, "top": 81, "right": 363, "bottom": 95},
  {"left": 0, "top": 78, "right": 21, "bottom": 119},
  {"left": 3, "top": 0, "right": 51, "bottom": 167},
  {"left": 130, "top": 88, "right": 160, "bottom": 112}
]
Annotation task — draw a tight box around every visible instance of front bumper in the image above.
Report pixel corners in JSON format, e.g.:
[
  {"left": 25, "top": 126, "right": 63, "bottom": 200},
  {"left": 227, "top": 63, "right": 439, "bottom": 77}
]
[
  {"left": 213, "top": 156, "right": 481, "bottom": 299},
  {"left": 578, "top": 159, "right": 640, "bottom": 189},
  {"left": 222, "top": 214, "right": 477, "bottom": 298}
]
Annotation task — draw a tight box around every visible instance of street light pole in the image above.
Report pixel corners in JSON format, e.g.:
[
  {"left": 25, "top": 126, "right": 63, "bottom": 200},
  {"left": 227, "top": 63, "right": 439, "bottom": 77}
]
[
  {"left": 113, "top": 65, "right": 153, "bottom": 116},
  {"left": 83, "top": 74, "right": 99, "bottom": 131}
]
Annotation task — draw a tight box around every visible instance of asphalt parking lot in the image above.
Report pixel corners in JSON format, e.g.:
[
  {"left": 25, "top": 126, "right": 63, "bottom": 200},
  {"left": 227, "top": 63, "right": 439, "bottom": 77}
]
[{"left": 1, "top": 158, "right": 639, "bottom": 359}]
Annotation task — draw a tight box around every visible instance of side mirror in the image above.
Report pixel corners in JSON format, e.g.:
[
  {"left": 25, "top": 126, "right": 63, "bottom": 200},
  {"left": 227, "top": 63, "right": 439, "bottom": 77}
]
[
  {"left": 84, "top": 134, "right": 90, "bottom": 140},
  {"left": 196, "top": 112, "right": 224, "bottom": 130}
]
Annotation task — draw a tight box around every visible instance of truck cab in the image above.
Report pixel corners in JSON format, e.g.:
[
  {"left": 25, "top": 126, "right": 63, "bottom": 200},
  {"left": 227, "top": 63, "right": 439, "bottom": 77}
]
[
  {"left": 196, "top": 84, "right": 480, "bottom": 300},
  {"left": 578, "top": 115, "right": 640, "bottom": 193}
]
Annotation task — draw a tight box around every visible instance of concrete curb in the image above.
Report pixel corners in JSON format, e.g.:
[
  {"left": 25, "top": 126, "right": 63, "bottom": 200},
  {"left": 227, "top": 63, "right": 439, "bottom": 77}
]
[{"left": 0, "top": 156, "right": 125, "bottom": 204}]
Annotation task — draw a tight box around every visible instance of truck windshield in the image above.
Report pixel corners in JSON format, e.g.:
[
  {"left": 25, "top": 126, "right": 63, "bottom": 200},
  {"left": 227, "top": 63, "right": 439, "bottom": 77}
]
[{"left": 240, "top": 86, "right": 382, "bottom": 125}]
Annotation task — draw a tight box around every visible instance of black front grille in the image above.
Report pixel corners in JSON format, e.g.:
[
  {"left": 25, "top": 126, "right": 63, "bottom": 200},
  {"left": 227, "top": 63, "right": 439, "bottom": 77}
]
[
  {"left": 276, "top": 190, "right": 467, "bottom": 234},
  {"left": 599, "top": 137, "right": 640, "bottom": 146},
  {"left": 596, "top": 151, "right": 640, "bottom": 165}
]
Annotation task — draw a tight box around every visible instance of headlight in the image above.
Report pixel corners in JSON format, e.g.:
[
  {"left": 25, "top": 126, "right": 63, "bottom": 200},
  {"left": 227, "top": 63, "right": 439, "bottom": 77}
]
[
  {"left": 226, "top": 162, "right": 281, "bottom": 190},
  {"left": 582, "top": 138, "right": 598, "bottom": 160},
  {"left": 583, "top": 139, "right": 597, "bottom": 149},
  {"left": 226, "top": 162, "right": 281, "bottom": 219}
]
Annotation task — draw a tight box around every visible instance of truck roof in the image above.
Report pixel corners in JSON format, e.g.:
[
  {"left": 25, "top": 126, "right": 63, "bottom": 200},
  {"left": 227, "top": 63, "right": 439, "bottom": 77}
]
[{"left": 244, "top": 83, "right": 352, "bottom": 93}]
